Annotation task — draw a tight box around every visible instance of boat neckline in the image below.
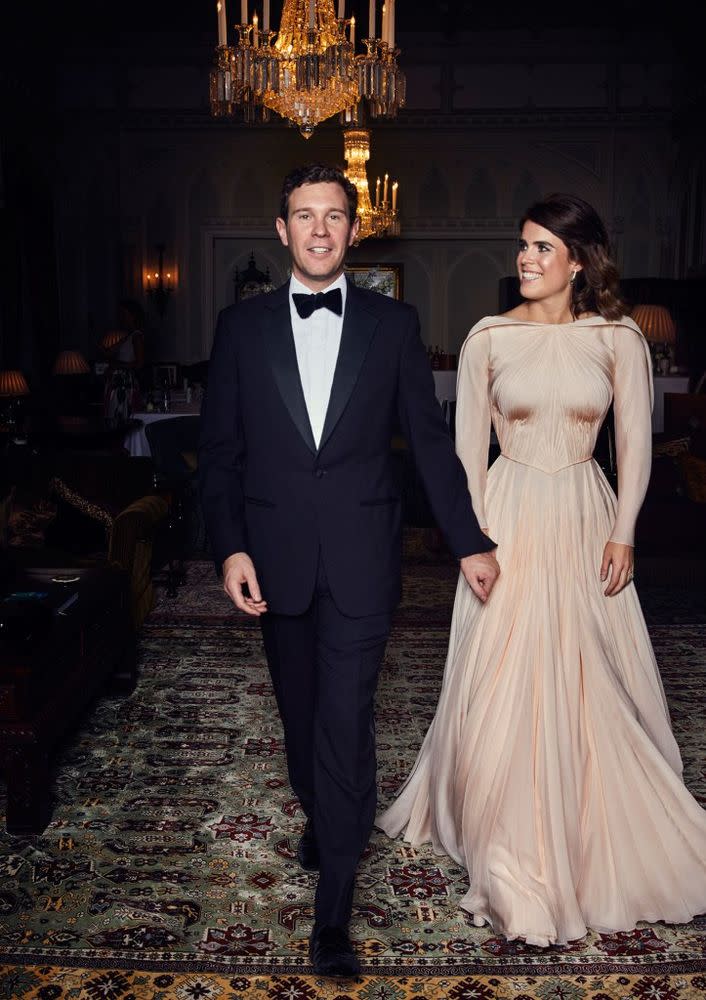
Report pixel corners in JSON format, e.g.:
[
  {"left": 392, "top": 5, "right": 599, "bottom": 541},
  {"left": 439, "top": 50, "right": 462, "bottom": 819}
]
[{"left": 491, "top": 314, "right": 608, "bottom": 326}]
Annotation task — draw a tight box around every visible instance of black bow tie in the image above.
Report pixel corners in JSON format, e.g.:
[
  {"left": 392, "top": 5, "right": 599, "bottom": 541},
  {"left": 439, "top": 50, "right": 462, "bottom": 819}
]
[{"left": 292, "top": 287, "right": 343, "bottom": 320}]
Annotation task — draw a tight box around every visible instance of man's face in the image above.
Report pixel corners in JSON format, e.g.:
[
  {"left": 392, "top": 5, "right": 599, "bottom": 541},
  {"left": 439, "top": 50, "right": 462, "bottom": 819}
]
[{"left": 276, "top": 181, "right": 360, "bottom": 291}]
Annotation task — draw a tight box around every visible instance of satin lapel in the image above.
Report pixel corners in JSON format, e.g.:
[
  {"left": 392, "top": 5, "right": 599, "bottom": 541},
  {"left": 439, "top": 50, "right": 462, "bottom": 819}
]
[
  {"left": 318, "top": 282, "right": 380, "bottom": 453},
  {"left": 263, "top": 286, "right": 317, "bottom": 455}
]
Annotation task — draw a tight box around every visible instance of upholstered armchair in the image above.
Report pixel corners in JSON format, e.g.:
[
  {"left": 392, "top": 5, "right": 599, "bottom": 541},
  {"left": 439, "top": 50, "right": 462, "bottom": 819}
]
[{"left": 5, "top": 452, "right": 169, "bottom": 626}]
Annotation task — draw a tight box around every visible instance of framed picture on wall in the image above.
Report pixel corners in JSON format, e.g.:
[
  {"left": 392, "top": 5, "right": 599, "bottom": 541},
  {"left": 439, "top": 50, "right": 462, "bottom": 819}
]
[{"left": 345, "top": 263, "right": 403, "bottom": 300}]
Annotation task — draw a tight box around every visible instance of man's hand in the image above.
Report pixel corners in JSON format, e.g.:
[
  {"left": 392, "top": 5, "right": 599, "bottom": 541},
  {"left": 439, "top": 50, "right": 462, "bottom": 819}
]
[
  {"left": 600, "top": 541, "right": 634, "bottom": 597},
  {"left": 223, "top": 552, "right": 268, "bottom": 616},
  {"left": 460, "top": 550, "right": 500, "bottom": 603}
]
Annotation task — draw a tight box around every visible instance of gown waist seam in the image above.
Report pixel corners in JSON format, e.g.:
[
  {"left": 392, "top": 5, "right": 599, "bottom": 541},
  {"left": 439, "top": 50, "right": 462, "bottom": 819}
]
[{"left": 500, "top": 453, "right": 595, "bottom": 475}]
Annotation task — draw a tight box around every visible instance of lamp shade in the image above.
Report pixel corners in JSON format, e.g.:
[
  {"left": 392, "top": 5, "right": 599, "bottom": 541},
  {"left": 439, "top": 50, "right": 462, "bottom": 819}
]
[
  {"left": 53, "top": 350, "right": 90, "bottom": 375},
  {"left": 0, "top": 369, "right": 30, "bottom": 396},
  {"left": 631, "top": 304, "right": 676, "bottom": 344},
  {"left": 101, "top": 330, "right": 127, "bottom": 351}
]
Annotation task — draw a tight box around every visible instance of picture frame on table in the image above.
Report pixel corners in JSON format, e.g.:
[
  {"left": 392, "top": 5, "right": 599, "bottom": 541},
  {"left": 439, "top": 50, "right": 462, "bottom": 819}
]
[
  {"left": 345, "top": 263, "right": 403, "bottom": 301},
  {"left": 152, "top": 363, "right": 178, "bottom": 388}
]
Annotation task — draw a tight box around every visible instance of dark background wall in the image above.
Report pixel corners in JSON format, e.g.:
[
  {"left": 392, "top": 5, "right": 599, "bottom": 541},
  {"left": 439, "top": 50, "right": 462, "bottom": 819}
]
[{"left": 2, "top": 1, "right": 704, "bottom": 384}]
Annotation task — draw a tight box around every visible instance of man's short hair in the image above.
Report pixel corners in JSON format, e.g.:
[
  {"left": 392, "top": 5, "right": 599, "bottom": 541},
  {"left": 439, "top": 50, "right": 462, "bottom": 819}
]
[{"left": 279, "top": 164, "right": 358, "bottom": 224}]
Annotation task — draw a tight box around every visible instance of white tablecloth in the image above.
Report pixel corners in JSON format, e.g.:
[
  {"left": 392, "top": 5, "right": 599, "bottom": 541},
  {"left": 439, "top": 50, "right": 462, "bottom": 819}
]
[
  {"left": 125, "top": 409, "right": 200, "bottom": 457},
  {"left": 432, "top": 370, "right": 458, "bottom": 426},
  {"left": 125, "top": 375, "right": 467, "bottom": 455},
  {"left": 432, "top": 370, "right": 457, "bottom": 405}
]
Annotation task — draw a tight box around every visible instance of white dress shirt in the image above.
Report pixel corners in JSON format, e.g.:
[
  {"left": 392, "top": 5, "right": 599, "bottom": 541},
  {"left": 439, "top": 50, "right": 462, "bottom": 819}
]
[{"left": 289, "top": 272, "right": 347, "bottom": 448}]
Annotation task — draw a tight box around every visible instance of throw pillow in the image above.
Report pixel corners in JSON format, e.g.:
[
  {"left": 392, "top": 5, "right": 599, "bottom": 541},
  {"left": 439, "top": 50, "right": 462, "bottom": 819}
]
[{"left": 45, "top": 478, "right": 114, "bottom": 555}]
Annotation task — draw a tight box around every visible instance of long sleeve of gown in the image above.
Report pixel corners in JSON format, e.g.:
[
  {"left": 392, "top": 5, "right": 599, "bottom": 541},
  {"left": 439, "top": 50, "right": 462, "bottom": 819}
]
[
  {"left": 609, "top": 321, "right": 654, "bottom": 547},
  {"left": 455, "top": 326, "right": 492, "bottom": 530}
]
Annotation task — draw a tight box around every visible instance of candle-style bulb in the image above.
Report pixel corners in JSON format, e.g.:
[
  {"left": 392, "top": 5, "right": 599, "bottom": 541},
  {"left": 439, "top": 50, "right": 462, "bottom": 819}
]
[{"left": 217, "top": 0, "right": 228, "bottom": 47}]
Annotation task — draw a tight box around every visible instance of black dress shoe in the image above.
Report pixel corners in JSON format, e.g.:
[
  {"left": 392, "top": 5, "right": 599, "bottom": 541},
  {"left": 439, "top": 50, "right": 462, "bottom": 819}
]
[
  {"left": 296, "top": 819, "right": 319, "bottom": 871},
  {"left": 309, "top": 923, "right": 360, "bottom": 977}
]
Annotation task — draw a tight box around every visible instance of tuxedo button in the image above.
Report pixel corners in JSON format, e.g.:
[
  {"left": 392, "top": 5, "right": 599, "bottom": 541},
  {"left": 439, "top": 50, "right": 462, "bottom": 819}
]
[{"left": 315, "top": 469, "right": 327, "bottom": 479}]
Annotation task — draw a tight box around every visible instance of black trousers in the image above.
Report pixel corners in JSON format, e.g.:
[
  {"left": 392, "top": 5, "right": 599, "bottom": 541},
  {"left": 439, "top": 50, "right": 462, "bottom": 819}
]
[{"left": 260, "top": 554, "right": 391, "bottom": 927}]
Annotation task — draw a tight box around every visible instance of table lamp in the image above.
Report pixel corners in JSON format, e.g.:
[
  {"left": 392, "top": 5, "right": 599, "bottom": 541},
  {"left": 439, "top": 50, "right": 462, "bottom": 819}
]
[
  {"left": 630, "top": 305, "right": 676, "bottom": 375},
  {"left": 0, "top": 369, "right": 30, "bottom": 398},
  {"left": 53, "top": 350, "right": 90, "bottom": 375},
  {"left": 0, "top": 369, "right": 30, "bottom": 438}
]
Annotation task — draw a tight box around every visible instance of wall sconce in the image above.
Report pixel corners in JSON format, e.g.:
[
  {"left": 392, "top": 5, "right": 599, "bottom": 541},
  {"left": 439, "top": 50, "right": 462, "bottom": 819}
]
[
  {"left": 144, "top": 244, "right": 177, "bottom": 318},
  {"left": 631, "top": 304, "right": 676, "bottom": 375}
]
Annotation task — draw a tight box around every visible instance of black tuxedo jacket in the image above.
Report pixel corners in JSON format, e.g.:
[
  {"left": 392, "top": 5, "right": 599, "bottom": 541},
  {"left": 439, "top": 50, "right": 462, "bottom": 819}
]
[{"left": 198, "top": 279, "right": 494, "bottom": 617}]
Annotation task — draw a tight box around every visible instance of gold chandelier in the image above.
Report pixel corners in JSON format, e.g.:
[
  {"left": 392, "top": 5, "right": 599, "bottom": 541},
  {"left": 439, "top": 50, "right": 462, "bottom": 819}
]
[
  {"left": 210, "top": 0, "right": 405, "bottom": 137},
  {"left": 343, "top": 128, "right": 399, "bottom": 241}
]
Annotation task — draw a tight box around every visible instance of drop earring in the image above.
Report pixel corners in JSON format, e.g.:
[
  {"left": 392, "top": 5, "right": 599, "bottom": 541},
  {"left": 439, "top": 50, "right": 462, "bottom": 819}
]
[{"left": 569, "top": 270, "right": 577, "bottom": 284}]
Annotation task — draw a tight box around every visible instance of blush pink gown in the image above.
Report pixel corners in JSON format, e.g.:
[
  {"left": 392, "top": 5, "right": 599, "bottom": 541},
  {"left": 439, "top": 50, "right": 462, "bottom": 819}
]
[{"left": 377, "top": 315, "right": 706, "bottom": 946}]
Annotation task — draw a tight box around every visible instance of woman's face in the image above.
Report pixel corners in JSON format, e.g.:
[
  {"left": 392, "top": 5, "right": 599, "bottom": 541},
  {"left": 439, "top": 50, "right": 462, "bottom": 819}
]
[{"left": 516, "top": 220, "right": 580, "bottom": 303}]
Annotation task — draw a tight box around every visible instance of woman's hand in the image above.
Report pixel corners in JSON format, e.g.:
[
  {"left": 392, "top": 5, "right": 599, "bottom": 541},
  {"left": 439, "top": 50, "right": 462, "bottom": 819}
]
[{"left": 600, "top": 541, "right": 634, "bottom": 597}]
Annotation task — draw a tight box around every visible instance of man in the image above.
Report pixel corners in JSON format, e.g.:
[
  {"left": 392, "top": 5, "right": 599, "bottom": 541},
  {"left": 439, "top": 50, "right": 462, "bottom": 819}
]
[{"left": 199, "top": 164, "right": 499, "bottom": 977}]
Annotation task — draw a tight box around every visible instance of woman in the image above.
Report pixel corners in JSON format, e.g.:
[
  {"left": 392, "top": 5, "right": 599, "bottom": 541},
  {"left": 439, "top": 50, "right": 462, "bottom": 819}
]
[{"left": 377, "top": 194, "right": 706, "bottom": 946}]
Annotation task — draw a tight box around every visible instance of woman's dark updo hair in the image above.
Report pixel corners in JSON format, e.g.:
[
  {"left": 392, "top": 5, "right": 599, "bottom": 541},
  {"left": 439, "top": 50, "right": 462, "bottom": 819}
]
[{"left": 520, "top": 193, "right": 626, "bottom": 321}]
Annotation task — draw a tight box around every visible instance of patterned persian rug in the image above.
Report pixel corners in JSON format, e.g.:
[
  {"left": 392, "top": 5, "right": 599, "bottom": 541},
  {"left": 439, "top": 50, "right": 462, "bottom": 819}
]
[{"left": 1, "top": 541, "right": 705, "bottom": 999}]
